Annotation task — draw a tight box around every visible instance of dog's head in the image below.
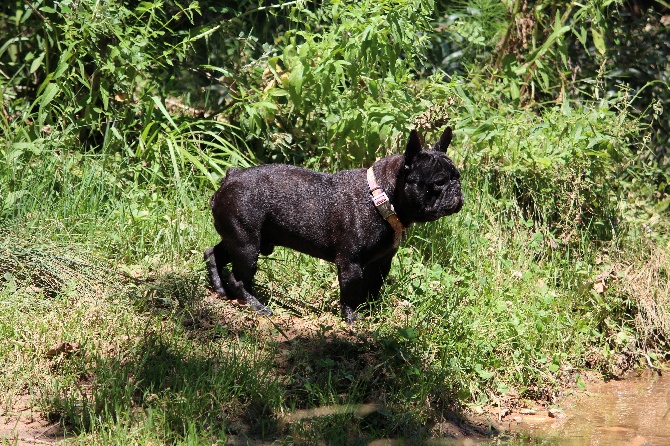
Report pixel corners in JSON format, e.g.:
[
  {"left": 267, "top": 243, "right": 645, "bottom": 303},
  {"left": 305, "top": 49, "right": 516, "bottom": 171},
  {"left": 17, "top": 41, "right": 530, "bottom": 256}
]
[{"left": 397, "top": 127, "right": 463, "bottom": 223}]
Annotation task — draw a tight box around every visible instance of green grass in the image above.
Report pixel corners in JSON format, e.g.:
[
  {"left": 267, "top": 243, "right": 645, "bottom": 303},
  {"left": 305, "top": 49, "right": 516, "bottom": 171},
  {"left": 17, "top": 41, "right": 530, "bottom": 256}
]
[{"left": 1, "top": 140, "right": 667, "bottom": 444}]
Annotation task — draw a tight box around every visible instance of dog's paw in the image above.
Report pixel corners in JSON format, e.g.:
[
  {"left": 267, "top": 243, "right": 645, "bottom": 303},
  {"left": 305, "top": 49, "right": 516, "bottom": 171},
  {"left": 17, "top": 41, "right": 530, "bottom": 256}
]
[
  {"left": 204, "top": 248, "right": 227, "bottom": 296},
  {"left": 255, "top": 305, "right": 273, "bottom": 317},
  {"left": 342, "top": 305, "right": 360, "bottom": 325},
  {"left": 247, "top": 296, "right": 273, "bottom": 316}
]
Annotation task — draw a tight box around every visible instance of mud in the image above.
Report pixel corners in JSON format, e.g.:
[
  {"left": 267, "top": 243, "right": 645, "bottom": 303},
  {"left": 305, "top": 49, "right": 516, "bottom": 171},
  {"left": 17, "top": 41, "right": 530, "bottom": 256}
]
[{"left": 503, "top": 369, "right": 670, "bottom": 445}]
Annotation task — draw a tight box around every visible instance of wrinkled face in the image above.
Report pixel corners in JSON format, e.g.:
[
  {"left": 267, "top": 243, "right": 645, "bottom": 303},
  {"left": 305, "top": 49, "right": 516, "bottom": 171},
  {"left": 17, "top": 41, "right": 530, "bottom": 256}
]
[{"left": 402, "top": 151, "right": 463, "bottom": 222}]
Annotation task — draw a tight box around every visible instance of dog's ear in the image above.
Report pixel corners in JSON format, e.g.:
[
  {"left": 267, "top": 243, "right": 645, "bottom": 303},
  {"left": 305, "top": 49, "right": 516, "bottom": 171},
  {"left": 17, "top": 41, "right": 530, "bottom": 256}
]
[
  {"left": 432, "top": 126, "right": 452, "bottom": 153},
  {"left": 404, "top": 129, "right": 423, "bottom": 167}
]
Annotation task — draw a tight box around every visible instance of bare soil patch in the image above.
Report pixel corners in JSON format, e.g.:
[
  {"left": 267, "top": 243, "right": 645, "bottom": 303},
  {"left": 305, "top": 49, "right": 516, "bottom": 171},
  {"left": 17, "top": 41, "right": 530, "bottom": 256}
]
[{"left": 0, "top": 396, "right": 66, "bottom": 445}]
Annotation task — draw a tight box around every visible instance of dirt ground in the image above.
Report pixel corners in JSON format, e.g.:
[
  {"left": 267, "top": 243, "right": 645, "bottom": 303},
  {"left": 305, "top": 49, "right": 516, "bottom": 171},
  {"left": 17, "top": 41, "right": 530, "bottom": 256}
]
[{"left": 0, "top": 395, "right": 66, "bottom": 445}]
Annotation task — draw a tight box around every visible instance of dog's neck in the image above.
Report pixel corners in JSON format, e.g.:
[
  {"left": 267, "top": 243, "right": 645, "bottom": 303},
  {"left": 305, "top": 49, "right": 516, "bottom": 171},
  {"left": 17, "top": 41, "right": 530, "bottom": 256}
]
[
  {"left": 367, "top": 158, "right": 410, "bottom": 248},
  {"left": 370, "top": 156, "right": 413, "bottom": 226}
]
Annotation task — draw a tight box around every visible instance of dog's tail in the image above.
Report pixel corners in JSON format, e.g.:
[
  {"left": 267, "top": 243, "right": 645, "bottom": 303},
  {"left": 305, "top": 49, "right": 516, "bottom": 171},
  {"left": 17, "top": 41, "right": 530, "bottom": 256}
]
[
  {"left": 210, "top": 167, "right": 242, "bottom": 208},
  {"left": 223, "top": 167, "right": 241, "bottom": 181},
  {"left": 217, "top": 167, "right": 241, "bottom": 188}
]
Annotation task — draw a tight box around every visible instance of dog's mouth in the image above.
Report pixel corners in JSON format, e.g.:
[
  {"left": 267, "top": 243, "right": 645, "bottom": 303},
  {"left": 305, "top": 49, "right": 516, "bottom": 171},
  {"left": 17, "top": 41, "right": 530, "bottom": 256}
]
[
  {"left": 417, "top": 199, "right": 462, "bottom": 222},
  {"left": 431, "top": 193, "right": 464, "bottom": 219},
  {"left": 404, "top": 182, "right": 464, "bottom": 223},
  {"left": 448, "top": 194, "right": 464, "bottom": 213}
]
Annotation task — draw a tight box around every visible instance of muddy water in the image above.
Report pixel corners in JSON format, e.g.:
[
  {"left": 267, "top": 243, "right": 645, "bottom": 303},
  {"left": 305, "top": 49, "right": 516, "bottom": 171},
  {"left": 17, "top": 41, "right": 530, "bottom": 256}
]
[{"left": 510, "top": 370, "right": 670, "bottom": 445}]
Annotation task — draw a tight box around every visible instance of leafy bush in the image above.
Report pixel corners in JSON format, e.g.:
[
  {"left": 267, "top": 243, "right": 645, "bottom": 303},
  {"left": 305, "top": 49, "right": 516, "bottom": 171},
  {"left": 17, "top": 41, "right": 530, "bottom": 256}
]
[
  {"left": 0, "top": 0, "right": 251, "bottom": 201},
  {"left": 432, "top": 0, "right": 616, "bottom": 102},
  {"left": 2, "top": 0, "right": 195, "bottom": 135},
  {"left": 233, "top": 0, "right": 453, "bottom": 166},
  {"left": 459, "top": 92, "right": 639, "bottom": 237},
  {"left": 432, "top": 0, "right": 669, "bottom": 199}
]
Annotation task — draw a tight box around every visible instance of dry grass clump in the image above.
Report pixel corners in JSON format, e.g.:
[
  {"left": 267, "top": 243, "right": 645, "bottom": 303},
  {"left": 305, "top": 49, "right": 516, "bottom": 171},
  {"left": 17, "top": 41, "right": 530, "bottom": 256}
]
[
  {"left": 0, "top": 229, "right": 122, "bottom": 299},
  {"left": 617, "top": 242, "right": 670, "bottom": 348}
]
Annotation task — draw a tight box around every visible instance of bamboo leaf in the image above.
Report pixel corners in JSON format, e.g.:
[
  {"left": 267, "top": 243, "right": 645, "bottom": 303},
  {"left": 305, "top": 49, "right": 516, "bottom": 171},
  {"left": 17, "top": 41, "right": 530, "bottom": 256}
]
[
  {"left": 29, "top": 51, "right": 45, "bottom": 74},
  {"left": 166, "top": 138, "right": 181, "bottom": 181},
  {"left": 591, "top": 28, "right": 606, "bottom": 55},
  {"left": 40, "top": 83, "right": 59, "bottom": 109},
  {"left": 151, "top": 96, "right": 178, "bottom": 130}
]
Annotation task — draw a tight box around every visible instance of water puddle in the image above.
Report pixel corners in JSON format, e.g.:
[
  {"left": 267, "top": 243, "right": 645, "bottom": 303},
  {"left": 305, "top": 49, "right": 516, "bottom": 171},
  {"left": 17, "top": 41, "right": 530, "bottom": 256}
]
[{"left": 506, "top": 370, "right": 670, "bottom": 445}]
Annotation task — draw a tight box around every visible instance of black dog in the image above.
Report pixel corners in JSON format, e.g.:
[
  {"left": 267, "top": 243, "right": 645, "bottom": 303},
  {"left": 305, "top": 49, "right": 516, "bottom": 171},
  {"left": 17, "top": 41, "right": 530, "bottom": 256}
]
[{"left": 204, "top": 127, "right": 463, "bottom": 322}]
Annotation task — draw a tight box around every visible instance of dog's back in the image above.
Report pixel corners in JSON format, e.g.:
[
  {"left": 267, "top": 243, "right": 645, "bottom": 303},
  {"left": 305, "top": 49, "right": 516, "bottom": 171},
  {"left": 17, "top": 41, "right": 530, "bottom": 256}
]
[{"left": 211, "top": 164, "right": 360, "bottom": 261}]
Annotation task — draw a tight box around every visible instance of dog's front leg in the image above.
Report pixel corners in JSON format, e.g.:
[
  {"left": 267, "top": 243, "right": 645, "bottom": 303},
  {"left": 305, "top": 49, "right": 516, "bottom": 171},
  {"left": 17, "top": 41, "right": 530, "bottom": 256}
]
[
  {"left": 363, "top": 254, "right": 394, "bottom": 299},
  {"left": 337, "top": 261, "right": 366, "bottom": 324}
]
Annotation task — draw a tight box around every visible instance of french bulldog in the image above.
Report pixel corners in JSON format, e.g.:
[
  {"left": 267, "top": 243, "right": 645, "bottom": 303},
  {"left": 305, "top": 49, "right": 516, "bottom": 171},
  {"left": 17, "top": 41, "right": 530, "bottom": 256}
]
[{"left": 204, "top": 127, "right": 463, "bottom": 322}]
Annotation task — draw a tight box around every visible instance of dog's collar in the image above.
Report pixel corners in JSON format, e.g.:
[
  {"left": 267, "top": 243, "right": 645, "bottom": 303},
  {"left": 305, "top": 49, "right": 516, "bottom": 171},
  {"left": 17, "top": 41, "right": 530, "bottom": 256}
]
[{"left": 367, "top": 166, "right": 408, "bottom": 249}]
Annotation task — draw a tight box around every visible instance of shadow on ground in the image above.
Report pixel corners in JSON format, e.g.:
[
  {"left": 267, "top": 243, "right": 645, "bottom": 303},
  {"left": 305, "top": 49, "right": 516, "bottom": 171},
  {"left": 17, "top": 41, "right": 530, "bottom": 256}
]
[{"left": 38, "top": 270, "right": 497, "bottom": 444}]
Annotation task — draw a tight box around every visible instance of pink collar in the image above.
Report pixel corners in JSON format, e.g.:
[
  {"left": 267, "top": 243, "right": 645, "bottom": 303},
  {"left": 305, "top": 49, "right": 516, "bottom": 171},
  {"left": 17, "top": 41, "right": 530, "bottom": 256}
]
[{"left": 367, "top": 166, "right": 409, "bottom": 248}]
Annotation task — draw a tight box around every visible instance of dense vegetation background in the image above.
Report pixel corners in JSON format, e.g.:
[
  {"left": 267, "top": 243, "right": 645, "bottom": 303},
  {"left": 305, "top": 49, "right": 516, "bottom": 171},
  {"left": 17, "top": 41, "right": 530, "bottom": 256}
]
[{"left": 1, "top": 0, "right": 669, "bottom": 443}]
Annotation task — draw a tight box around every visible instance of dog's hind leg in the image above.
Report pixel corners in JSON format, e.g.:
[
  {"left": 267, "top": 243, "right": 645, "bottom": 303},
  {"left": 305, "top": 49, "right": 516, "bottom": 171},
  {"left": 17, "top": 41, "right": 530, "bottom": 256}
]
[
  {"left": 204, "top": 243, "right": 228, "bottom": 296},
  {"left": 226, "top": 244, "right": 273, "bottom": 316}
]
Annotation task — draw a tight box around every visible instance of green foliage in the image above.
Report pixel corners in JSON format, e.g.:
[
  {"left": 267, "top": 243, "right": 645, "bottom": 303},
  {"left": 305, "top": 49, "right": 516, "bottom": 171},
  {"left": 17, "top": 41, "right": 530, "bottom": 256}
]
[
  {"left": 431, "top": 0, "right": 507, "bottom": 69},
  {"left": 235, "top": 0, "right": 451, "bottom": 166},
  {"left": 604, "top": 8, "right": 670, "bottom": 194},
  {"left": 459, "top": 91, "right": 638, "bottom": 236},
  {"left": 2, "top": 0, "right": 194, "bottom": 133},
  {"left": 0, "top": 0, "right": 249, "bottom": 188},
  {"left": 434, "top": 0, "right": 619, "bottom": 101},
  {"left": 433, "top": 0, "right": 669, "bottom": 196}
]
